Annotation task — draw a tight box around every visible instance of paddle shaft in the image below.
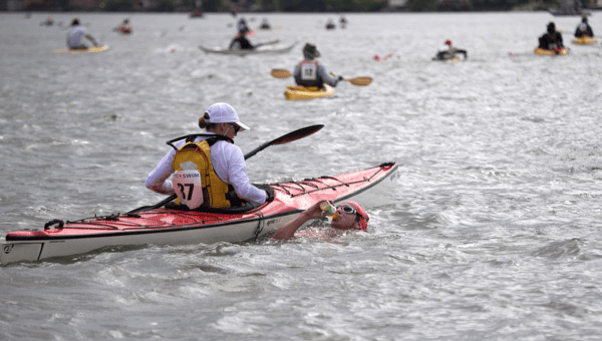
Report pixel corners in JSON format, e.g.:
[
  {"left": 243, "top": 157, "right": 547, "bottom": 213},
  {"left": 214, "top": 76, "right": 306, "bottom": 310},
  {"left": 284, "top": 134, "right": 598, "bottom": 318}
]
[
  {"left": 270, "top": 69, "right": 371, "bottom": 86},
  {"left": 255, "top": 39, "right": 279, "bottom": 48},
  {"left": 129, "top": 125, "right": 324, "bottom": 213}
]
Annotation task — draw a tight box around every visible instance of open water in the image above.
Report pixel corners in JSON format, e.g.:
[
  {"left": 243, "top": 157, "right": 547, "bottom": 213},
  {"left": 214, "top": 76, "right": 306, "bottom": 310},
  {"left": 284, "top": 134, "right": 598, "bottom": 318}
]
[{"left": 2, "top": 11, "right": 602, "bottom": 340}]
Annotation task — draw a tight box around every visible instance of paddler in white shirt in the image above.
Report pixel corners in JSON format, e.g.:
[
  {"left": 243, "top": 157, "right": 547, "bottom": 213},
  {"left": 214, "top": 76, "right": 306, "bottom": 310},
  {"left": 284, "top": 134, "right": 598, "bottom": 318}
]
[
  {"left": 145, "top": 102, "right": 268, "bottom": 210},
  {"left": 66, "top": 18, "right": 99, "bottom": 50},
  {"left": 293, "top": 43, "right": 342, "bottom": 90},
  {"left": 271, "top": 200, "right": 369, "bottom": 240}
]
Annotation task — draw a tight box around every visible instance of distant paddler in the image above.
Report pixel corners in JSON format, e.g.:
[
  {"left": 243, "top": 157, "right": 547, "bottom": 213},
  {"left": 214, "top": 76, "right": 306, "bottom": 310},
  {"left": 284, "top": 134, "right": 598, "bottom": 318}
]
[
  {"left": 538, "top": 22, "right": 564, "bottom": 53},
  {"left": 114, "top": 19, "right": 132, "bottom": 34},
  {"left": 574, "top": 16, "right": 594, "bottom": 38},
  {"left": 229, "top": 30, "right": 279, "bottom": 51},
  {"left": 326, "top": 18, "right": 336, "bottom": 30},
  {"left": 229, "top": 29, "right": 254, "bottom": 50},
  {"left": 433, "top": 40, "right": 467, "bottom": 61},
  {"left": 259, "top": 18, "right": 271, "bottom": 30},
  {"left": 293, "top": 43, "right": 342, "bottom": 90},
  {"left": 40, "top": 15, "right": 54, "bottom": 26},
  {"left": 237, "top": 17, "right": 250, "bottom": 35},
  {"left": 66, "top": 18, "right": 99, "bottom": 50}
]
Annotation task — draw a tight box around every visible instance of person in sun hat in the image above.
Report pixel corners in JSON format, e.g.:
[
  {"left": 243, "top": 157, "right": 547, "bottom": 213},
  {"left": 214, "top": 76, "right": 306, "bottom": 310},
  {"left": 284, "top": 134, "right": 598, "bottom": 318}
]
[
  {"left": 271, "top": 200, "right": 370, "bottom": 240},
  {"left": 574, "top": 16, "right": 594, "bottom": 38},
  {"left": 293, "top": 43, "right": 342, "bottom": 90},
  {"left": 145, "top": 102, "right": 268, "bottom": 209},
  {"left": 538, "top": 22, "right": 564, "bottom": 51},
  {"left": 434, "top": 39, "right": 467, "bottom": 61}
]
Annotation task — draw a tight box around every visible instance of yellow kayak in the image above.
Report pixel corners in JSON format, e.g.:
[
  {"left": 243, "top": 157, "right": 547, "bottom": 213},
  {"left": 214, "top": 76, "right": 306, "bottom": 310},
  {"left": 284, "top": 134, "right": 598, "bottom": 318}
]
[
  {"left": 53, "top": 45, "right": 110, "bottom": 54},
  {"left": 572, "top": 36, "right": 598, "bottom": 45},
  {"left": 284, "top": 85, "right": 335, "bottom": 101},
  {"left": 533, "top": 47, "right": 569, "bottom": 56}
]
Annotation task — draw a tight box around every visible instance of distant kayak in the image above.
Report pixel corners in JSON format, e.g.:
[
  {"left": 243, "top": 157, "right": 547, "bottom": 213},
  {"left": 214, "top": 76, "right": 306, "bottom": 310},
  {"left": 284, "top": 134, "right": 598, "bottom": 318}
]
[
  {"left": 533, "top": 47, "right": 569, "bottom": 55},
  {"left": 572, "top": 36, "right": 598, "bottom": 45},
  {"left": 199, "top": 42, "right": 296, "bottom": 56},
  {"left": 53, "top": 45, "right": 109, "bottom": 54},
  {"left": 285, "top": 85, "right": 335, "bottom": 101},
  {"left": 433, "top": 56, "right": 460, "bottom": 63}
]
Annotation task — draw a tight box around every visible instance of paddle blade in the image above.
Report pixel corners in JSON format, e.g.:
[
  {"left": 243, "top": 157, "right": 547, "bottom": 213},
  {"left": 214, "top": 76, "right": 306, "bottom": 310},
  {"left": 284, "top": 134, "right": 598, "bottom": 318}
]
[
  {"left": 347, "top": 77, "right": 372, "bottom": 87},
  {"left": 270, "top": 124, "right": 324, "bottom": 145},
  {"left": 271, "top": 69, "right": 292, "bottom": 79},
  {"left": 244, "top": 124, "right": 324, "bottom": 160}
]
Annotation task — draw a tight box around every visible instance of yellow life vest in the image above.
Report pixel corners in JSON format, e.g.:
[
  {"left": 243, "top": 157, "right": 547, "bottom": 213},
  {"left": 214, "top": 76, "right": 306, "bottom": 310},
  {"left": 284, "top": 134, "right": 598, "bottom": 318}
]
[{"left": 171, "top": 139, "right": 231, "bottom": 208}]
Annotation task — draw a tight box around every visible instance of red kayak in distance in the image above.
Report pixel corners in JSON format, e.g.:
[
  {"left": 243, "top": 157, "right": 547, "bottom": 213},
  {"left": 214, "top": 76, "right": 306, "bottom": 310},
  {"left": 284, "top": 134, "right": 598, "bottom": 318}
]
[{"left": 1, "top": 162, "right": 398, "bottom": 265}]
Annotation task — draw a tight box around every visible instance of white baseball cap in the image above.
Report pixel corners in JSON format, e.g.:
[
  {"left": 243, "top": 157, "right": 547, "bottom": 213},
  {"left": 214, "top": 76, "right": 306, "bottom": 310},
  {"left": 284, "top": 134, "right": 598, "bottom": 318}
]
[{"left": 204, "top": 102, "right": 250, "bottom": 131}]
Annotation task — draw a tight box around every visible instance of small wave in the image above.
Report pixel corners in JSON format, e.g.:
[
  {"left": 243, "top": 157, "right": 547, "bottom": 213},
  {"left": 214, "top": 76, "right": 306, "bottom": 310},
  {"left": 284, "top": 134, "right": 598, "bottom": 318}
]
[{"left": 530, "top": 238, "right": 581, "bottom": 259}]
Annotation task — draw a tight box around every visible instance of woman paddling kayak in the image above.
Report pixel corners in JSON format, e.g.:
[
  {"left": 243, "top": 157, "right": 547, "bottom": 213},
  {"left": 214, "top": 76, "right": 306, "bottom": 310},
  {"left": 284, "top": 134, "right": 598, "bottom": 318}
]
[{"left": 145, "top": 102, "right": 267, "bottom": 210}]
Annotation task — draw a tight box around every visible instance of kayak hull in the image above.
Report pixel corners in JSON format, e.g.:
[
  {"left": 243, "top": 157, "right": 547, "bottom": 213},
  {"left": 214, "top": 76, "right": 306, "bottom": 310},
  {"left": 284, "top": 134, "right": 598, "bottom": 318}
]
[
  {"left": 533, "top": 47, "right": 569, "bottom": 55},
  {"left": 1, "top": 163, "right": 398, "bottom": 264},
  {"left": 53, "top": 45, "right": 110, "bottom": 54},
  {"left": 285, "top": 85, "right": 335, "bottom": 101},
  {"left": 199, "top": 42, "right": 296, "bottom": 56},
  {"left": 572, "top": 36, "right": 598, "bottom": 45}
]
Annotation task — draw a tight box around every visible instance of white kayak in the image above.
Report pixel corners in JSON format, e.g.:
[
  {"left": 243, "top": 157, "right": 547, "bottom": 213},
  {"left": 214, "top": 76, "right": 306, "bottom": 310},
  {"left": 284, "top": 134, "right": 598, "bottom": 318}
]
[{"left": 199, "top": 42, "right": 296, "bottom": 56}]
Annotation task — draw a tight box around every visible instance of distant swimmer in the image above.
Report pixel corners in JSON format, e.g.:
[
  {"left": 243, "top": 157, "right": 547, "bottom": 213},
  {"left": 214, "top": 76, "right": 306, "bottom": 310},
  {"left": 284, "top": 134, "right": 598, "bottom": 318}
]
[
  {"left": 293, "top": 43, "right": 342, "bottom": 90},
  {"left": 114, "top": 19, "right": 132, "bottom": 34},
  {"left": 538, "top": 22, "right": 564, "bottom": 52},
  {"left": 574, "top": 16, "right": 594, "bottom": 38},
  {"left": 433, "top": 40, "right": 467, "bottom": 61},
  {"left": 66, "top": 18, "right": 99, "bottom": 50}
]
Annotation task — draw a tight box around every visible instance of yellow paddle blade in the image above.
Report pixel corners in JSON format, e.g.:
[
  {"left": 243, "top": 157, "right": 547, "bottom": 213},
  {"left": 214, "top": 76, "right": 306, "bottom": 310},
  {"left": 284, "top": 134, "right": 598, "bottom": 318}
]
[
  {"left": 271, "top": 69, "right": 292, "bottom": 79},
  {"left": 346, "top": 77, "right": 372, "bottom": 87}
]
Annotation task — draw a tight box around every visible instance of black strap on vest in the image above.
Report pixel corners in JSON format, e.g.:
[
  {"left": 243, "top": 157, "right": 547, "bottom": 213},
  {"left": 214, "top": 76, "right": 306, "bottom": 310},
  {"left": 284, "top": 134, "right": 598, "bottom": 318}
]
[{"left": 166, "top": 134, "right": 233, "bottom": 151}]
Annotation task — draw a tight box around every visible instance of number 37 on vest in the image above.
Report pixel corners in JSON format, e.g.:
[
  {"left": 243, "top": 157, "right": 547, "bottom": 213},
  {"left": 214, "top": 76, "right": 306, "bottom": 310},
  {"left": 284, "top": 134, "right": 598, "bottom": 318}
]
[{"left": 172, "top": 170, "right": 204, "bottom": 209}]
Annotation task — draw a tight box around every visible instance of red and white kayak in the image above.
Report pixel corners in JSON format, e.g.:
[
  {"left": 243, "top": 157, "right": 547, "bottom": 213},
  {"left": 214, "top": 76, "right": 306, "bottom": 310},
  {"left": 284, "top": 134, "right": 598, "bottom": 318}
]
[{"left": 1, "top": 163, "right": 398, "bottom": 265}]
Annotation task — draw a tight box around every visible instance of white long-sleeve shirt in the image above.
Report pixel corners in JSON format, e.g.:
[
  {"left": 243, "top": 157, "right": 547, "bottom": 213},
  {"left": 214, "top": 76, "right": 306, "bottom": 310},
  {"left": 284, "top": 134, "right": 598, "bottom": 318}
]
[{"left": 145, "top": 134, "right": 266, "bottom": 205}]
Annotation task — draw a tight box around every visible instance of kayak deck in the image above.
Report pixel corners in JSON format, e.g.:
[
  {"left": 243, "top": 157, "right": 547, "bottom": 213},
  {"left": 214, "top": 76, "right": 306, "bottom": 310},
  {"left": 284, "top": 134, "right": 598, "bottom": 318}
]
[
  {"left": 285, "top": 84, "right": 335, "bottom": 101},
  {"left": 533, "top": 47, "right": 569, "bottom": 55},
  {"left": 53, "top": 45, "right": 110, "bottom": 54},
  {"left": 199, "top": 42, "right": 296, "bottom": 56},
  {"left": 1, "top": 163, "right": 398, "bottom": 264},
  {"left": 572, "top": 36, "right": 598, "bottom": 45}
]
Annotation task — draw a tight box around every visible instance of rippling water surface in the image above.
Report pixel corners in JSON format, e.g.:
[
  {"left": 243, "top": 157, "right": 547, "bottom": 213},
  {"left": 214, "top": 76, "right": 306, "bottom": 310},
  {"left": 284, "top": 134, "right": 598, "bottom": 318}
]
[{"left": 2, "top": 11, "right": 602, "bottom": 340}]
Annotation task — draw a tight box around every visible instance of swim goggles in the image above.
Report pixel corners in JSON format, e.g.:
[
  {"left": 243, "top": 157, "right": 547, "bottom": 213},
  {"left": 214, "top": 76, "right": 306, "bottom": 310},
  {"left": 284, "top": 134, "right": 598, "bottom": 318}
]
[{"left": 338, "top": 205, "right": 358, "bottom": 216}]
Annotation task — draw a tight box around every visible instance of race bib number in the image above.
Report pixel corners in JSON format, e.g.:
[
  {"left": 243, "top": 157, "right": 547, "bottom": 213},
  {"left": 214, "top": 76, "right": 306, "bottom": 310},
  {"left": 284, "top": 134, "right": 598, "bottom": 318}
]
[
  {"left": 172, "top": 170, "right": 204, "bottom": 209},
  {"left": 300, "top": 63, "right": 317, "bottom": 81}
]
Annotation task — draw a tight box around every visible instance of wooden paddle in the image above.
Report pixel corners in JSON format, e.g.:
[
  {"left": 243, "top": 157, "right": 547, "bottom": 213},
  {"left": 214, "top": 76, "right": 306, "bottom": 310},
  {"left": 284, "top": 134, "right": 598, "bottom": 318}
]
[
  {"left": 342, "top": 77, "right": 372, "bottom": 86},
  {"left": 270, "top": 69, "right": 292, "bottom": 78},
  {"left": 128, "top": 124, "right": 324, "bottom": 214},
  {"left": 270, "top": 69, "right": 372, "bottom": 86}
]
